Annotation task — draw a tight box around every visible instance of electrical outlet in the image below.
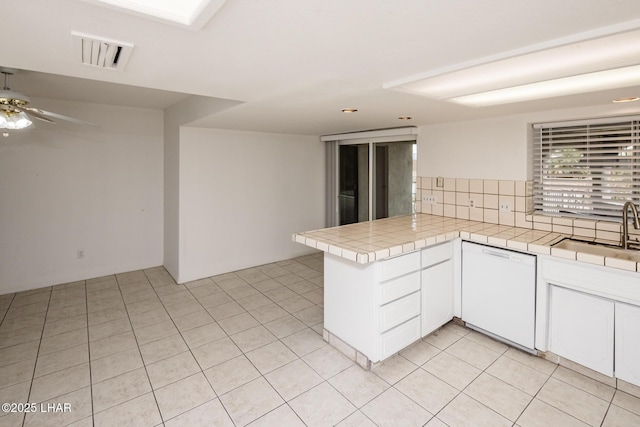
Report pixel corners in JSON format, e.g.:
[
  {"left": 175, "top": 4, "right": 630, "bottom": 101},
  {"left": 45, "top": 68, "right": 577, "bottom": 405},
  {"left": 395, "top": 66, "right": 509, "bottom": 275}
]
[
  {"left": 499, "top": 202, "right": 512, "bottom": 212},
  {"left": 422, "top": 194, "right": 437, "bottom": 205},
  {"left": 77, "top": 249, "right": 85, "bottom": 259},
  {"left": 436, "top": 177, "right": 444, "bottom": 187},
  {"left": 469, "top": 198, "right": 476, "bottom": 208}
]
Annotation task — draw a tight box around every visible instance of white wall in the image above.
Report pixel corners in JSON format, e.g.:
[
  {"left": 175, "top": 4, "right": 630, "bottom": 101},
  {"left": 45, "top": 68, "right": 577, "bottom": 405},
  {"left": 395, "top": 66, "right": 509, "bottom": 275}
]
[
  {"left": 177, "top": 127, "right": 324, "bottom": 283},
  {"left": 0, "top": 99, "right": 164, "bottom": 294},
  {"left": 418, "top": 104, "right": 640, "bottom": 181}
]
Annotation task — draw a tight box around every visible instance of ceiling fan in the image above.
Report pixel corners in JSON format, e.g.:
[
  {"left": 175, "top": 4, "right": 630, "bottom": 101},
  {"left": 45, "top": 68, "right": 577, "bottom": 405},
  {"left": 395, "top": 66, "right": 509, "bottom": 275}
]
[{"left": 0, "top": 67, "right": 96, "bottom": 135}]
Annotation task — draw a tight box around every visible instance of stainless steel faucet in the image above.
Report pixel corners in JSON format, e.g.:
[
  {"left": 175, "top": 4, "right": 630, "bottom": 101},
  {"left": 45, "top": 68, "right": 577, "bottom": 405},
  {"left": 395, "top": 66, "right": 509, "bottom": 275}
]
[{"left": 622, "top": 201, "right": 640, "bottom": 249}]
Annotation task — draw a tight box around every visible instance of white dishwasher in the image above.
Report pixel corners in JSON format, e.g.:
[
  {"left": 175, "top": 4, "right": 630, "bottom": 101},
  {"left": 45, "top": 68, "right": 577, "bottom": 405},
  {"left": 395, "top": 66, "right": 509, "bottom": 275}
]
[{"left": 461, "top": 242, "right": 536, "bottom": 351}]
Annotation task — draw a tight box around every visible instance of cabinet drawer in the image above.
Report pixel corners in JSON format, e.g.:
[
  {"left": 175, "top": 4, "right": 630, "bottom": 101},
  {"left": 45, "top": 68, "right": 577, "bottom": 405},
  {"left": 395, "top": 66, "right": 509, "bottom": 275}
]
[
  {"left": 380, "top": 291, "right": 421, "bottom": 333},
  {"left": 422, "top": 241, "right": 452, "bottom": 268},
  {"left": 379, "top": 251, "right": 421, "bottom": 281},
  {"left": 380, "top": 316, "right": 421, "bottom": 360},
  {"left": 379, "top": 271, "right": 420, "bottom": 305}
]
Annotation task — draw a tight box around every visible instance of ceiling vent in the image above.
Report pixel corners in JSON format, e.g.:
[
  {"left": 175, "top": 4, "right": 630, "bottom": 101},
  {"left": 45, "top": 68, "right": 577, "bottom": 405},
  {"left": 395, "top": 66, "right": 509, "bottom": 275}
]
[{"left": 71, "top": 31, "right": 134, "bottom": 71}]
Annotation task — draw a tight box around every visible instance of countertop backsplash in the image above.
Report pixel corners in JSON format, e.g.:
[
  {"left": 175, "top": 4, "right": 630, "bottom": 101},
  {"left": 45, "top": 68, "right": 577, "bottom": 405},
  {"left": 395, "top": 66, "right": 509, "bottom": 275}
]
[{"left": 417, "top": 176, "right": 640, "bottom": 244}]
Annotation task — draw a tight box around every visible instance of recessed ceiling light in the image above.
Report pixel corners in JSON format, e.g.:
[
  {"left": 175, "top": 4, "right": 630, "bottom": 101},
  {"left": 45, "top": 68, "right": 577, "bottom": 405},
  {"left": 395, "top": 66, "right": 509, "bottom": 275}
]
[
  {"left": 81, "top": 0, "right": 227, "bottom": 29},
  {"left": 398, "top": 116, "right": 412, "bottom": 120},
  {"left": 341, "top": 108, "right": 358, "bottom": 113},
  {"left": 613, "top": 97, "right": 640, "bottom": 103},
  {"left": 384, "top": 23, "right": 640, "bottom": 106}
]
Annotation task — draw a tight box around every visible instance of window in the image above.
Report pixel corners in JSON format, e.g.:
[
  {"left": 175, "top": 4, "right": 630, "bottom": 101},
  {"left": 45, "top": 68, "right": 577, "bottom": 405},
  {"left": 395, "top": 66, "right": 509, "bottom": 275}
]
[{"left": 533, "top": 116, "right": 640, "bottom": 221}]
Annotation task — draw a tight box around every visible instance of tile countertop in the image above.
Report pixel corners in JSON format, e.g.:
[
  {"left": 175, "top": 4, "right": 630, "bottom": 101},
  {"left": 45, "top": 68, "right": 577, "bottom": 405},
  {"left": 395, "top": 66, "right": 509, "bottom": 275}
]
[{"left": 292, "top": 213, "right": 640, "bottom": 273}]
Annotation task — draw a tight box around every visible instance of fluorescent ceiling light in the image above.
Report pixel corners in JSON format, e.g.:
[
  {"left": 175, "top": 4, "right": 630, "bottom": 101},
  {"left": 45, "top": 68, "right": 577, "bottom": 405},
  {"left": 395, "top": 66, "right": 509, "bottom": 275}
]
[
  {"left": 385, "top": 23, "right": 640, "bottom": 107},
  {"left": 451, "top": 65, "right": 640, "bottom": 107},
  {"left": 81, "top": 0, "right": 227, "bottom": 29}
]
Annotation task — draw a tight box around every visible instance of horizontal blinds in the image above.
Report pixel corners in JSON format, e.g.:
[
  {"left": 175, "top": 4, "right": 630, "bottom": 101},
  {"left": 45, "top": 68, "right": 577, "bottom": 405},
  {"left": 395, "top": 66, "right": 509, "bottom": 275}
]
[{"left": 532, "top": 116, "right": 640, "bottom": 221}]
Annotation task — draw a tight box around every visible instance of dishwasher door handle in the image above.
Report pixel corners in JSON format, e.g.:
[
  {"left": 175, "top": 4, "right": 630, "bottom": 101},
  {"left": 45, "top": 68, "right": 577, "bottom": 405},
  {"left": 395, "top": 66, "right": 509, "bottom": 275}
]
[{"left": 481, "top": 249, "right": 510, "bottom": 259}]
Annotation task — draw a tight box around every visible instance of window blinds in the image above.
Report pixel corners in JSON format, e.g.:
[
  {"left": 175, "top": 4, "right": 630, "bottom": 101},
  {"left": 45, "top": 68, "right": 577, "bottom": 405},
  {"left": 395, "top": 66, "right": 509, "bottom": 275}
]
[{"left": 532, "top": 115, "right": 640, "bottom": 221}]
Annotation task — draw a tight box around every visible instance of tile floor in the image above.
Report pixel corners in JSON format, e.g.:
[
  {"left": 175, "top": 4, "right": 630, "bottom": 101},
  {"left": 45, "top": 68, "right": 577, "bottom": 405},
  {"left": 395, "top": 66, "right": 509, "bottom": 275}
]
[{"left": 1, "top": 253, "right": 639, "bottom": 426}]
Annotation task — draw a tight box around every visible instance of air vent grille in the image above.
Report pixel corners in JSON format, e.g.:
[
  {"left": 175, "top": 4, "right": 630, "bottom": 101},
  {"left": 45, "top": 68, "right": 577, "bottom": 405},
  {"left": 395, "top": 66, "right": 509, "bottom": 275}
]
[{"left": 71, "top": 32, "right": 134, "bottom": 71}]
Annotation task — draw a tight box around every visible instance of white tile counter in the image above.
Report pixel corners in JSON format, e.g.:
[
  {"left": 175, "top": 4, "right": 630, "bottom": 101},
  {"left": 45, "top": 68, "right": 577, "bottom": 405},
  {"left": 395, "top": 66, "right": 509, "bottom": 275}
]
[{"left": 293, "top": 214, "right": 640, "bottom": 273}]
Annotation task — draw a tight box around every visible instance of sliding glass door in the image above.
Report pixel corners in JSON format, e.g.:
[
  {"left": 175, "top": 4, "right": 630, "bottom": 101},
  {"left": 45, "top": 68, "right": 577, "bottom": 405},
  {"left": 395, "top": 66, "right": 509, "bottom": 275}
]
[{"left": 337, "top": 140, "right": 416, "bottom": 225}]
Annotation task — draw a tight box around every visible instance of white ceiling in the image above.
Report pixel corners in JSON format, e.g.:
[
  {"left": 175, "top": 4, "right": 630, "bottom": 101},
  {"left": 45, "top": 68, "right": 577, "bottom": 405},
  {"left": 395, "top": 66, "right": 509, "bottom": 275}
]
[{"left": 2, "top": 0, "right": 640, "bottom": 135}]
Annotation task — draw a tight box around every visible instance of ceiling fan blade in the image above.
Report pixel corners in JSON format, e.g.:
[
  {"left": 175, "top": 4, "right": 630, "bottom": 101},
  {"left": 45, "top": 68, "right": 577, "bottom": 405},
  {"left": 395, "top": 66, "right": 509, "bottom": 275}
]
[
  {"left": 13, "top": 106, "right": 55, "bottom": 123},
  {"left": 25, "top": 108, "right": 97, "bottom": 127}
]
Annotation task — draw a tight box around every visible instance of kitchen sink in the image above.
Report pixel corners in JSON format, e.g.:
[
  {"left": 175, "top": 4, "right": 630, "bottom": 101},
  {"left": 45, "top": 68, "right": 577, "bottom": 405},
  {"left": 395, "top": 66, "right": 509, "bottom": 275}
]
[{"left": 553, "top": 238, "right": 640, "bottom": 263}]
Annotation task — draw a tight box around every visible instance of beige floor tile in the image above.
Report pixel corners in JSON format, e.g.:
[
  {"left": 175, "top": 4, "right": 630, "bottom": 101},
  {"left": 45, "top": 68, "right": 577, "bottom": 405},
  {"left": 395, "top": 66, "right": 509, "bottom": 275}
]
[
  {"left": 247, "top": 403, "right": 305, "bottom": 427},
  {"left": 336, "top": 410, "right": 377, "bottom": 427},
  {"left": 198, "top": 292, "right": 234, "bottom": 309},
  {"left": 372, "top": 355, "right": 418, "bottom": 385},
  {"left": 236, "top": 294, "right": 271, "bottom": 312},
  {"left": 0, "top": 411, "right": 26, "bottom": 426},
  {"left": 124, "top": 298, "right": 164, "bottom": 317},
  {"left": 1, "top": 312, "right": 46, "bottom": 334},
  {"left": 220, "top": 377, "right": 284, "bottom": 426},
  {"left": 90, "top": 331, "right": 138, "bottom": 360},
  {"left": 264, "top": 286, "right": 297, "bottom": 302},
  {"left": 399, "top": 340, "right": 441, "bottom": 366},
  {"left": 464, "top": 372, "right": 533, "bottom": 421},
  {"left": 207, "top": 301, "right": 248, "bottom": 322},
  {"left": 423, "top": 351, "right": 481, "bottom": 391},
  {"left": 280, "top": 328, "right": 327, "bottom": 357},
  {"left": 303, "top": 345, "right": 354, "bottom": 380},
  {"left": 231, "top": 325, "right": 277, "bottom": 353},
  {"left": 0, "top": 379, "right": 30, "bottom": 405},
  {"left": 248, "top": 303, "right": 288, "bottom": 324},
  {"left": 155, "top": 372, "right": 216, "bottom": 421},
  {"left": 287, "top": 281, "right": 318, "bottom": 295},
  {"left": 559, "top": 356, "right": 617, "bottom": 388},
  {"left": 617, "top": 378, "right": 640, "bottom": 399},
  {"left": 139, "top": 333, "right": 188, "bottom": 365},
  {"left": 181, "top": 322, "right": 226, "bottom": 349},
  {"left": 165, "top": 299, "right": 206, "bottom": 318},
  {"left": 204, "top": 355, "right": 261, "bottom": 395},
  {"left": 277, "top": 295, "right": 315, "bottom": 313},
  {"left": 612, "top": 390, "right": 640, "bottom": 416},
  {"left": 93, "top": 392, "right": 162, "bottom": 427},
  {"left": 34, "top": 344, "right": 88, "bottom": 378},
  {"left": 301, "top": 289, "right": 323, "bottom": 305},
  {"left": 292, "top": 306, "right": 323, "bottom": 327},
  {"left": 361, "top": 387, "right": 432, "bottom": 427},
  {"left": 88, "top": 318, "right": 131, "bottom": 342},
  {"left": 553, "top": 365, "right": 616, "bottom": 401},
  {"left": 445, "top": 337, "right": 501, "bottom": 370},
  {"left": 602, "top": 404, "right": 640, "bottom": 427},
  {"left": 90, "top": 348, "right": 143, "bottom": 384},
  {"left": 487, "top": 354, "right": 550, "bottom": 395},
  {"left": 133, "top": 319, "right": 179, "bottom": 345},
  {"left": 245, "top": 341, "right": 297, "bottom": 374},
  {"left": 439, "top": 393, "right": 511, "bottom": 427},
  {"left": 129, "top": 307, "right": 171, "bottom": 329},
  {"left": 165, "top": 399, "right": 234, "bottom": 427},
  {"left": 329, "top": 365, "right": 390, "bottom": 408},
  {"left": 289, "top": 382, "right": 356, "bottom": 426},
  {"left": 172, "top": 310, "right": 214, "bottom": 332},
  {"left": 92, "top": 367, "right": 151, "bottom": 413},
  {"left": 146, "top": 350, "right": 200, "bottom": 390},
  {"left": 0, "top": 341, "right": 39, "bottom": 368},
  {"left": 87, "top": 306, "right": 128, "bottom": 327},
  {"left": 43, "top": 314, "right": 87, "bottom": 338},
  {"left": 226, "top": 285, "right": 259, "bottom": 301},
  {"left": 264, "top": 315, "right": 307, "bottom": 339},
  {"left": 23, "top": 386, "right": 92, "bottom": 427},
  {"left": 423, "top": 326, "right": 463, "bottom": 350},
  {"left": 425, "top": 417, "right": 452, "bottom": 427},
  {"left": 218, "top": 312, "right": 259, "bottom": 335},
  {"left": 537, "top": 377, "right": 609, "bottom": 426},
  {"left": 517, "top": 398, "right": 590, "bottom": 427},
  {"left": 5, "top": 301, "right": 48, "bottom": 318},
  {"left": 464, "top": 330, "right": 509, "bottom": 354},
  {"left": 251, "top": 279, "right": 283, "bottom": 293},
  {"left": 0, "top": 326, "right": 43, "bottom": 350},
  {"left": 395, "top": 368, "right": 458, "bottom": 414},
  {"left": 264, "top": 359, "right": 323, "bottom": 401},
  {"left": 29, "top": 363, "right": 90, "bottom": 403},
  {"left": 190, "top": 335, "right": 240, "bottom": 368},
  {"left": 45, "top": 303, "right": 86, "bottom": 323}
]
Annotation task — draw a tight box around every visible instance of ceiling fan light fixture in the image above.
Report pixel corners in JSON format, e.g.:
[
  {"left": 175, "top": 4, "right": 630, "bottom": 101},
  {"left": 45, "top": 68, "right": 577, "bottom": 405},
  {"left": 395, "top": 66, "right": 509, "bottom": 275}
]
[{"left": 0, "top": 110, "right": 32, "bottom": 130}]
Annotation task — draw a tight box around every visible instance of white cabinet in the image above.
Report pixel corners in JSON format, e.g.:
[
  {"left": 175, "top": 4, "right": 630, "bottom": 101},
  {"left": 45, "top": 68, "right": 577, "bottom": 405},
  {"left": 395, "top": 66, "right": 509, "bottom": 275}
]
[
  {"left": 615, "top": 302, "right": 640, "bottom": 386},
  {"left": 549, "top": 285, "right": 614, "bottom": 376},
  {"left": 421, "top": 241, "right": 454, "bottom": 337}
]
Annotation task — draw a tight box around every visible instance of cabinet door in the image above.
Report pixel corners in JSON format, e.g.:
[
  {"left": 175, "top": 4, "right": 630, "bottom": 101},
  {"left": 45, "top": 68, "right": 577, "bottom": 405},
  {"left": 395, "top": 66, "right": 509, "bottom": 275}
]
[
  {"left": 421, "top": 259, "right": 454, "bottom": 337},
  {"left": 549, "top": 286, "right": 614, "bottom": 376},
  {"left": 615, "top": 302, "right": 640, "bottom": 387}
]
